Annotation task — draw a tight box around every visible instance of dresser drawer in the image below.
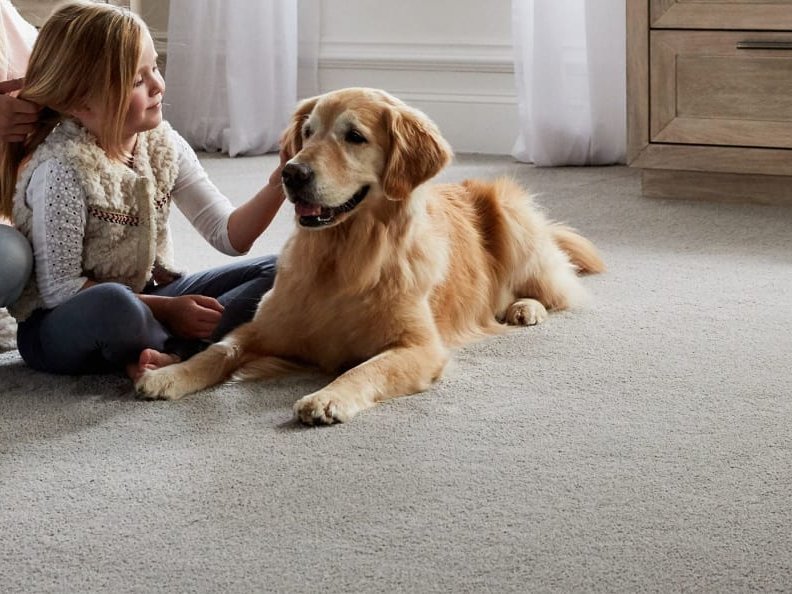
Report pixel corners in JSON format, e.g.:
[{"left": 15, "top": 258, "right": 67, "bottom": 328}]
[
  {"left": 651, "top": 30, "right": 792, "bottom": 149},
  {"left": 651, "top": 0, "right": 792, "bottom": 30}
]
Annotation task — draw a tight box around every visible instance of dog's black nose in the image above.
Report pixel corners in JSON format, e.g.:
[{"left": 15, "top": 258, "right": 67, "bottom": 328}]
[{"left": 282, "top": 162, "right": 314, "bottom": 190}]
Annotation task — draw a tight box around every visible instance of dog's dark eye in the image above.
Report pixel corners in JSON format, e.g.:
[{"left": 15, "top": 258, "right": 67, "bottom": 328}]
[
  {"left": 303, "top": 126, "right": 313, "bottom": 139},
  {"left": 345, "top": 129, "right": 367, "bottom": 144}
]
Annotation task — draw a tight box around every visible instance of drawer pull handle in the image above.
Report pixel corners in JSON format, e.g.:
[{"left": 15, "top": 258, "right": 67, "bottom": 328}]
[{"left": 737, "top": 41, "right": 792, "bottom": 50}]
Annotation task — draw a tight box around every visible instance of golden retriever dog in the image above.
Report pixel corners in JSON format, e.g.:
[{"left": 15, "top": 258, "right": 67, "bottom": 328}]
[{"left": 136, "top": 87, "right": 604, "bottom": 424}]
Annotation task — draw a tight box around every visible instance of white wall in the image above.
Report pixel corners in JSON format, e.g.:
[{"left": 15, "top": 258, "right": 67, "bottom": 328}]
[
  {"left": 132, "top": 0, "right": 517, "bottom": 155},
  {"left": 318, "top": 0, "right": 517, "bottom": 154},
  {"left": 133, "top": 0, "right": 169, "bottom": 56}
]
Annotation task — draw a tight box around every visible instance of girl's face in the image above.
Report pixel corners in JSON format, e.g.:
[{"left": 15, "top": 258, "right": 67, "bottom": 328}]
[
  {"left": 123, "top": 30, "right": 165, "bottom": 137},
  {"left": 72, "top": 30, "right": 164, "bottom": 151}
]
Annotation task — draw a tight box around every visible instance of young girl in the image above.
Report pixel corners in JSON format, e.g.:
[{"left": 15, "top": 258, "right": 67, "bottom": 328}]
[{"left": 0, "top": 2, "right": 287, "bottom": 381}]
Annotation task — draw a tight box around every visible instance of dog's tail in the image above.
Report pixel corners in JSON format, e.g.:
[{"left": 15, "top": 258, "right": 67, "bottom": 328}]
[
  {"left": 231, "top": 355, "right": 309, "bottom": 382},
  {"left": 551, "top": 224, "right": 605, "bottom": 275}
]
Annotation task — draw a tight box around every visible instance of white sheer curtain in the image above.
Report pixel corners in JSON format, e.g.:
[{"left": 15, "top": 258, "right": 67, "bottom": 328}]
[
  {"left": 512, "top": 0, "right": 626, "bottom": 166},
  {"left": 164, "top": 0, "right": 317, "bottom": 157}
]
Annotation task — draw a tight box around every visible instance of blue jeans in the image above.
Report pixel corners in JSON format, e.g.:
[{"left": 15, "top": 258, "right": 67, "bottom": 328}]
[
  {"left": 0, "top": 225, "right": 33, "bottom": 307},
  {"left": 16, "top": 255, "right": 276, "bottom": 375}
]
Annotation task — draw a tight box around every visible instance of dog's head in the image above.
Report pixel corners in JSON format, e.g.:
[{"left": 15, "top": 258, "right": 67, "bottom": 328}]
[{"left": 279, "top": 88, "right": 453, "bottom": 229}]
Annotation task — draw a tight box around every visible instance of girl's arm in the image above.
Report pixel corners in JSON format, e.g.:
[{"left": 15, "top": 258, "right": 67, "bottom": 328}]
[
  {"left": 27, "top": 159, "right": 91, "bottom": 309},
  {"left": 71, "top": 271, "right": 222, "bottom": 339},
  {"left": 28, "top": 158, "right": 222, "bottom": 338},
  {"left": 170, "top": 130, "right": 287, "bottom": 255},
  {"left": 137, "top": 293, "right": 223, "bottom": 339},
  {"left": 225, "top": 151, "right": 287, "bottom": 254}
]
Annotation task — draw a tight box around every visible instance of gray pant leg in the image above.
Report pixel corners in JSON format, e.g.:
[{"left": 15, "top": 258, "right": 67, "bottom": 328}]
[
  {"left": 148, "top": 255, "right": 277, "bottom": 339},
  {"left": 0, "top": 225, "right": 33, "bottom": 307},
  {"left": 16, "top": 283, "right": 170, "bottom": 375}
]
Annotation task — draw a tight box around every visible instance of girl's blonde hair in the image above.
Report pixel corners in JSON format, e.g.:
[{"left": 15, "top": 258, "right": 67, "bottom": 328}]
[{"left": 0, "top": 1, "right": 146, "bottom": 217}]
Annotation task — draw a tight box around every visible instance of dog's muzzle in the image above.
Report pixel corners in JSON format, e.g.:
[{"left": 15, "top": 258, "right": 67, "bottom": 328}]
[{"left": 282, "top": 163, "right": 370, "bottom": 228}]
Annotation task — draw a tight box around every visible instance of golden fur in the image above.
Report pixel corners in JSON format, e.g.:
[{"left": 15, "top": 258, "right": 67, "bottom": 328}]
[{"left": 136, "top": 88, "right": 604, "bottom": 424}]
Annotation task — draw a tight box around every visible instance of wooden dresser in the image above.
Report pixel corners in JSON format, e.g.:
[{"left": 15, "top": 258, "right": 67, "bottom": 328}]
[{"left": 627, "top": 0, "right": 792, "bottom": 204}]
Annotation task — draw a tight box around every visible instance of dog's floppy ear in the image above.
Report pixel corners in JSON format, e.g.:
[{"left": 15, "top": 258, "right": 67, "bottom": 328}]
[
  {"left": 280, "top": 96, "right": 320, "bottom": 158},
  {"left": 381, "top": 105, "right": 453, "bottom": 201}
]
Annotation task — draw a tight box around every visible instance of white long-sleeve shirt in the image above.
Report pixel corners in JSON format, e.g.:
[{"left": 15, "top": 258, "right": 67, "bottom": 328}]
[{"left": 26, "top": 130, "right": 241, "bottom": 309}]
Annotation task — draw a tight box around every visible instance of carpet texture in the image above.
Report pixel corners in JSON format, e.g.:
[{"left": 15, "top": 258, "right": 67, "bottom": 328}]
[{"left": 1, "top": 154, "right": 790, "bottom": 592}]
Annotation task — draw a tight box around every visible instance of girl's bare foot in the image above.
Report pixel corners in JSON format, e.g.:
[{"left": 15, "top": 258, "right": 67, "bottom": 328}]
[{"left": 127, "top": 349, "right": 180, "bottom": 382}]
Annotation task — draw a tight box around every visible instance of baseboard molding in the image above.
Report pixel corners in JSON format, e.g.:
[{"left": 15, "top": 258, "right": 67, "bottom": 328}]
[
  {"left": 642, "top": 169, "right": 792, "bottom": 206},
  {"left": 320, "top": 41, "right": 514, "bottom": 73}
]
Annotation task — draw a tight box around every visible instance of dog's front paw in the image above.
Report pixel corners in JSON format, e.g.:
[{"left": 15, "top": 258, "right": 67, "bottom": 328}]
[
  {"left": 135, "top": 367, "right": 188, "bottom": 401},
  {"left": 506, "top": 298, "right": 548, "bottom": 326},
  {"left": 293, "top": 391, "right": 364, "bottom": 425}
]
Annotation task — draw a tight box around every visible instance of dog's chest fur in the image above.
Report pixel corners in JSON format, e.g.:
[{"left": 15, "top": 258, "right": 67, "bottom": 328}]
[
  {"left": 264, "top": 281, "right": 430, "bottom": 372},
  {"left": 258, "top": 225, "right": 442, "bottom": 371}
]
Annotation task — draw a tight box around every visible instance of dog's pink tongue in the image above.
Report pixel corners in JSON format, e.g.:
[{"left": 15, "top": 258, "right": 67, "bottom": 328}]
[{"left": 295, "top": 202, "right": 322, "bottom": 217}]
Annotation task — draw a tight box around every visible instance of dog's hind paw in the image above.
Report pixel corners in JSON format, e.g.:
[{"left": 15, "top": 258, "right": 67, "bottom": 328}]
[
  {"left": 505, "top": 298, "right": 548, "bottom": 326},
  {"left": 293, "top": 391, "right": 365, "bottom": 425}
]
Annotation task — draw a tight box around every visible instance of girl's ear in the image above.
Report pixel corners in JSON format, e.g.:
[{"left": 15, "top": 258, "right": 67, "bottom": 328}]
[
  {"left": 381, "top": 105, "right": 453, "bottom": 201},
  {"left": 280, "top": 95, "right": 320, "bottom": 158}
]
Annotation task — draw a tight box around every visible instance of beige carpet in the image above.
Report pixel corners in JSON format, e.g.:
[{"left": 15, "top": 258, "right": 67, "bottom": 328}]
[{"left": 1, "top": 154, "right": 791, "bottom": 592}]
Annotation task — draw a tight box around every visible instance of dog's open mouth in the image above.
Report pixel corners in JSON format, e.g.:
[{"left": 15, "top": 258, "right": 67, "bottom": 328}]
[{"left": 294, "top": 186, "right": 370, "bottom": 227}]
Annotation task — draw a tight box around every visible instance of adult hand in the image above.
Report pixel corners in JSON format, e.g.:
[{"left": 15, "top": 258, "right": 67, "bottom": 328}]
[
  {"left": 0, "top": 78, "right": 40, "bottom": 143},
  {"left": 161, "top": 294, "right": 224, "bottom": 339}
]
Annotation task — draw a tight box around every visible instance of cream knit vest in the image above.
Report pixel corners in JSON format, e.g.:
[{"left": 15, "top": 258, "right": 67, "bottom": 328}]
[{"left": 10, "top": 119, "right": 180, "bottom": 321}]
